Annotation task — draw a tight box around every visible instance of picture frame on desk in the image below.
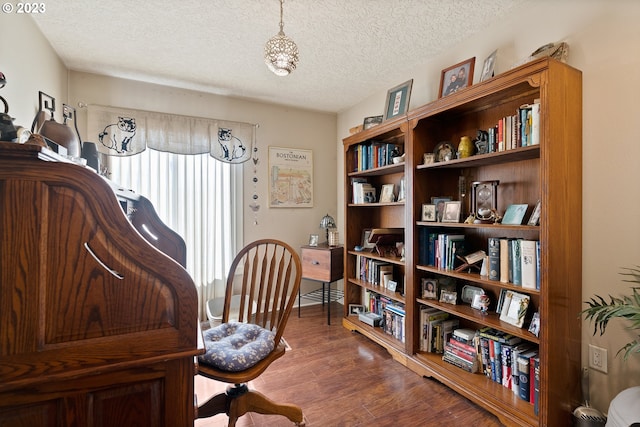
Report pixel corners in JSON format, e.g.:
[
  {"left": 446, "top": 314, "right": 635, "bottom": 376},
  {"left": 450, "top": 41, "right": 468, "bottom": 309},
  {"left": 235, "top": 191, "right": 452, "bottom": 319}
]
[
  {"left": 308, "top": 234, "right": 319, "bottom": 246},
  {"left": 383, "top": 79, "right": 413, "bottom": 120},
  {"left": 439, "top": 57, "right": 475, "bottom": 98}
]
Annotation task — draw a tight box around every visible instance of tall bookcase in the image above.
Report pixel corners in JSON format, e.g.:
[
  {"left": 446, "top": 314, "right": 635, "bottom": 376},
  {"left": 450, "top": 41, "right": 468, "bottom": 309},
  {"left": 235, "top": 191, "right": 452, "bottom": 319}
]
[{"left": 342, "top": 58, "right": 582, "bottom": 426}]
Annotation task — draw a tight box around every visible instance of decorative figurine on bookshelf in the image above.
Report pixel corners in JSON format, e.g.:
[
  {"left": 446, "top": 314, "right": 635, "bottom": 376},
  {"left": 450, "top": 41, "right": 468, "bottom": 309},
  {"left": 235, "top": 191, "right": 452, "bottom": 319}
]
[{"left": 473, "top": 130, "right": 489, "bottom": 155}]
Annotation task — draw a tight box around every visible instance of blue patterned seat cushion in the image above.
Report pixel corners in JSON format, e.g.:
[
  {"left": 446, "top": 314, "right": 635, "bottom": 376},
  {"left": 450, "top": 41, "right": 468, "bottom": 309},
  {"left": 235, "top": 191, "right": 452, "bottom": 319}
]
[{"left": 198, "top": 322, "right": 275, "bottom": 372}]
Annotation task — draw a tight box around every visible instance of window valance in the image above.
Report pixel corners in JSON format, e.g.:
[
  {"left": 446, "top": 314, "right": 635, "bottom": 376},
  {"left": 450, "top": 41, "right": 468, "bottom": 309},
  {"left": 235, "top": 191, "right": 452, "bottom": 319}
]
[{"left": 87, "top": 104, "right": 256, "bottom": 163}]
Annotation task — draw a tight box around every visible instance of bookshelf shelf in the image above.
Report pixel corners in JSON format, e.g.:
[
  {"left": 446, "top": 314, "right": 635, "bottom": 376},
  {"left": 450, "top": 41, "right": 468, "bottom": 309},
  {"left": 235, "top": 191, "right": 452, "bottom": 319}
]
[{"left": 342, "top": 58, "right": 582, "bottom": 426}]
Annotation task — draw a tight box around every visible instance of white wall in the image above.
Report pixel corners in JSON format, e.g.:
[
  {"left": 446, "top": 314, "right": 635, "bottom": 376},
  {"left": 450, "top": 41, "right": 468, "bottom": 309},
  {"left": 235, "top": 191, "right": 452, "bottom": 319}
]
[{"left": 337, "top": 0, "right": 640, "bottom": 413}]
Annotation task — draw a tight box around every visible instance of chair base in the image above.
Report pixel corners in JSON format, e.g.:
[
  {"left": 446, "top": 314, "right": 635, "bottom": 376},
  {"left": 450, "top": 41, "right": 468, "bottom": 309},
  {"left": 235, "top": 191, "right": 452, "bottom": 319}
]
[{"left": 197, "top": 382, "right": 305, "bottom": 427}]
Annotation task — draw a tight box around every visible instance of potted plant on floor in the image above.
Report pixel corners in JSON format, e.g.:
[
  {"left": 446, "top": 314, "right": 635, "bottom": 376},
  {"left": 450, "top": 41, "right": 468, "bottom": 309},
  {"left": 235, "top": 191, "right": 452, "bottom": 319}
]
[{"left": 581, "top": 266, "right": 640, "bottom": 427}]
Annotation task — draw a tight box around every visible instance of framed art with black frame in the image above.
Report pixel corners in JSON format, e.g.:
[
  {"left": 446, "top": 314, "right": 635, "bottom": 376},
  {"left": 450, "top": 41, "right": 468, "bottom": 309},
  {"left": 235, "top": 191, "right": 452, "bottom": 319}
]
[
  {"left": 383, "top": 79, "right": 413, "bottom": 120},
  {"left": 439, "top": 57, "right": 475, "bottom": 98}
]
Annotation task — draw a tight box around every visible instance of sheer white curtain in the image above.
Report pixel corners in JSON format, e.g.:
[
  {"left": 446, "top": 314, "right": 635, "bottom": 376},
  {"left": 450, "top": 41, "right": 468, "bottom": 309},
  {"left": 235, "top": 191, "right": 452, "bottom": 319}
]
[{"left": 109, "top": 149, "right": 243, "bottom": 319}]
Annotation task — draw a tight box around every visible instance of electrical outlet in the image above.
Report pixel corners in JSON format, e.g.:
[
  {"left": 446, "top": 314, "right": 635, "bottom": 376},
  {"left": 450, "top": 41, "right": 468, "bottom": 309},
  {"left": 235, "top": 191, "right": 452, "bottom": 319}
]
[{"left": 589, "top": 344, "right": 608, "bottom": 373}]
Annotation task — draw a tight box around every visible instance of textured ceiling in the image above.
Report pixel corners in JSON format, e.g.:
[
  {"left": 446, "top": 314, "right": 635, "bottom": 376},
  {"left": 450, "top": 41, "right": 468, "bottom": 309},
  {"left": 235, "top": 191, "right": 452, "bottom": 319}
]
[{"left": 31, "top": 0, "right": 523, "bottom": 113}]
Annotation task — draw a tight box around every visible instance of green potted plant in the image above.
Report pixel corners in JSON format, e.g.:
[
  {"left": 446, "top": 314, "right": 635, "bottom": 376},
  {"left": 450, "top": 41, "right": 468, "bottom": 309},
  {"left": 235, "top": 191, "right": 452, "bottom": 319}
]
[{"left": 581, "top": 266, "right": 640, "bottom": 360}]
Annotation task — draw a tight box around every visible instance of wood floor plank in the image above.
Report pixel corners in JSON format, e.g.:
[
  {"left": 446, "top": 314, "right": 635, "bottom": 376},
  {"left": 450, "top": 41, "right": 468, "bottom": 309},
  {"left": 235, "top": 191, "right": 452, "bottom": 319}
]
[{"left": 195, "top": 303, "right": 503, "bottom": 427}]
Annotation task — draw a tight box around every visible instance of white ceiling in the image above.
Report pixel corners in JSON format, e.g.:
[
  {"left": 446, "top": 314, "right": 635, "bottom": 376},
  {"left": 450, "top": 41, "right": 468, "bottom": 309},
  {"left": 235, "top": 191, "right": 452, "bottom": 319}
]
[{"left": 31, "top": 0, "right": 523, "bottom": 113}]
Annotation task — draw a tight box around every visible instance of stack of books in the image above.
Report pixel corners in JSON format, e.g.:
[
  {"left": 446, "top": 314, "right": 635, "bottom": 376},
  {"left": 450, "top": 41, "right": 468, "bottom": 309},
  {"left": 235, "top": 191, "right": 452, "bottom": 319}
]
[{"left": 442, "top": 328, "right": 480, "bottom": 373}]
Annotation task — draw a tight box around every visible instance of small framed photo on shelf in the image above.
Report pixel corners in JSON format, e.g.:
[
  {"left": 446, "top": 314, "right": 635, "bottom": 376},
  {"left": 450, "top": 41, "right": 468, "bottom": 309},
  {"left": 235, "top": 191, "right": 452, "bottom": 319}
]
[
  {"left": 349, "top": 304, "right": 365, "bottom": 315},
  {"left": 440, "top": 290, "right": 458, "bottom": 305},
  {"left": 499, "top": 290, "right": 530, "bottom": 328},
  {"left": 501, "top": 203, "right": 529, "bottom": 225},
  {"left": 363, "top": 115, "right": 383, "bottom": 130},
  {"left": 442, "top": 201, "right": 462, "bottom": 223},
  {"left": 379, "top": 184, "right": 395, "bottom": 203},
  {"left": 480, "top": 49, "right": 497, "bottom": 82},
  {"left": 308, "top": 234, "right": 319, "bottom": 246},
  {"left": 431, "top": 196, "right": 452, "bottom": 221},
  {"left": 421, "top": 278, "right": 438, "bottom": 299},
  {"left": 528, "top": 311, "right": 540, "bottom": 337},
  {"left": 387, "top": 280, "right": 398, "bottom": 292},
  {"left": 527, "top": 200, "right": 541, "bottom": 226},
  {"left": 439, "top": 57, "right": 475, "bottom": 98},
  {"left": 383, "top": 79, "right": 413, "bottom": 120},
  {"left": 360, "top": 229, "right": 376, "bottom": 250},
  {"left": 421, "top": 204, "right": 436, "bottom": 222}
]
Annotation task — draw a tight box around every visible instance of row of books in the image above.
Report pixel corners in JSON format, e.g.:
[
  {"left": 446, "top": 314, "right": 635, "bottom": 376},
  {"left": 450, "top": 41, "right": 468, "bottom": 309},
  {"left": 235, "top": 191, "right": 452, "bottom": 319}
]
[
  {"left": 382, "top": 303, "right": 405, "bottom": 343},
  {"left": 418, "top": 231, "right": 466, "bottom": 270},
  {"left": 478, "top": 327, "right": 540, "bottom": 412},
  {"left": 488, "top": 237, "right": 540, "bottom": 290},
  {"left": 364, "top": 290, "right": 406, "bottom": 343},
  {"left": 351, "top": 178, "right": 377, "bottom": 204},
  {"left": 355, "top": 255, "right": 393, "bottom": 287},
  {"left": 442, "top": 328, "right": 481, "bottom": 373},
  {"left": 486, "top": 101, "right": 540, "bottom": 153},
  {"left": 419, "top": 306, "right": 459, "bottom": 353},
  {"left": 350, "top": 141, "right": 402, "bottom": 172}
]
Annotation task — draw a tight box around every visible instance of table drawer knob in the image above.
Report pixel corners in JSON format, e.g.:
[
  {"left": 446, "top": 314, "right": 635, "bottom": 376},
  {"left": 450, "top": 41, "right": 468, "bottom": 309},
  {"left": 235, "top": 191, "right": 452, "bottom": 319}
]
[{"left": 312, "top": 260, "right": 319, "bottom": 265}]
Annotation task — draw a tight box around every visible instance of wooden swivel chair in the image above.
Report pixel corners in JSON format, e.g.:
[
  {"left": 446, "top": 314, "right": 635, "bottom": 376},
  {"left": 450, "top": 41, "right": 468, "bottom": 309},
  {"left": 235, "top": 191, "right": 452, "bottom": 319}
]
[{"left": 196, "top": 239, "right": 305, "bottom": 426}]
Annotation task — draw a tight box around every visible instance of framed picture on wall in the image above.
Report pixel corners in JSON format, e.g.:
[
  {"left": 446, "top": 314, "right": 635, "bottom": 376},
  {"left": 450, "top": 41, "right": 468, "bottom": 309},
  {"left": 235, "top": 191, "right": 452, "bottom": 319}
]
[{"left": 268, "top": 146, "right": 313, "bottom": 208}]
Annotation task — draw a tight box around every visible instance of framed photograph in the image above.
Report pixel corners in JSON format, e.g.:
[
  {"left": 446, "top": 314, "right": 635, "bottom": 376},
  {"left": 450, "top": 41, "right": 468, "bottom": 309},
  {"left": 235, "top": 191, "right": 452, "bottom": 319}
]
[
  {"left": 268, "top": 146, "right": 313, "bottom": 208},
  {"left": 421, "top": 278, "right": 438, "bottom": 299},
  {"left": 440, "top": 290, "right": 457, "bottom": 305},
  {"left": 361, "top": 229, "right": 376, "bottom": 250},
  {"left": 442, "top": 201, "right": 462, "bottom": 223},
  {"left": 501, "top": 203, "right": 529, "bottom": 225},
  {"left": 349, "top": 304, "right": 365, "bottom": 315},
  {"left": 439, "top": 57, "right": 475, "bottom": 98},
  {"left": 528, "top": 311, "right": 541, "bottom": 337},
  {"left": 387, "top": 280, "right": 398, "bottom": 292},
  {"left": 308, "top": 234, "right": 319, "bottom": 246},
  {"left": 499, "top": 290, "right": 530, "bottom": 328},
  {"left": 480, "top": 49, "right": 497, "bottom": 82},
  {"left": 379, "top": 184, "right": 395, "bottom": 203},
  {"left": 384, "top": 79, "right": 413, "bottom": 120},
  {"left": 527, "top": 200, "right": 542, "bottom": 226},
  {"left": 431, "top": 196, "right": 452, "bottom": 222},
  {"left": 421, "top": 204, "right": 436, "bottom": 222},
  {"left": 363, "top": 115, "right": 383, "bottom": 130}
]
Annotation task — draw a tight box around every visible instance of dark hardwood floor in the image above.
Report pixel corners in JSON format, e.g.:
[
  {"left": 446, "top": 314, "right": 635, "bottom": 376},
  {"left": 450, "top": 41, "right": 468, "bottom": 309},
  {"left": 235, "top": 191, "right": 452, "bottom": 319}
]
[{"left": 195, "top": 302, "right": 504, "bottom": 427}]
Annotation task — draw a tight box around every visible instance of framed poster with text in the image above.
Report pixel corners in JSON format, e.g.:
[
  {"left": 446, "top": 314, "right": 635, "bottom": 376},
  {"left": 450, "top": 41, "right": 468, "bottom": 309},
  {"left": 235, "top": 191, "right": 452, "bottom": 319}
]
[{"left": 269, "top": 146, "right": 313, "bottom": 208}]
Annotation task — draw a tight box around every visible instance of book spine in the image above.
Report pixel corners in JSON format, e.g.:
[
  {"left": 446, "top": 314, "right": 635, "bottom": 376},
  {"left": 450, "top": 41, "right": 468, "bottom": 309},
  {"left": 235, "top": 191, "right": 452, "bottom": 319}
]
[
  {"left": 448, "top": 337, "right": 477, "bottom": 354},
  {"left": 488, "top": 237, "right": 501, "bottom": 281},
  {"left": 534, "top": 357, "right": 540, "bottom": 414},
  {"left": 501, "top": 345, "right": 513, "bottom": 389},
  {"left": 444, "top": 343, "right": 476, "bottom": 363},
  {"left": 511, "top": 239, "right": 522, "bottom": 286},
  {"left": 520, "top": 240, "right": 538, "bottom": 289},
  {"left": 442, "top": 352, "right": 478, "bottom": 373},
  {"left": 531, "top": 101, "right": 540, "bottom": 145},
  {"left": 517, "top": 356, "right": 530, "bottom": 402},
  {"left": 493, "top": 341, "right": 502, "bottom": 384},
  {"left": 536, "top": 241, "right": 541, "bottom": 290},
  {"left": 500, "top": 238, "right": 510, "bottom": 283},
  {"left": 480, "top": 337, "right": 491, "bottom": 378}
]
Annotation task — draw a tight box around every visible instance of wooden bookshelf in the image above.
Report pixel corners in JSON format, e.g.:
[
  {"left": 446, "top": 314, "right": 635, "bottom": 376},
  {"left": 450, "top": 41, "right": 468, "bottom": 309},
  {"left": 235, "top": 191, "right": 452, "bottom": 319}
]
[{"left": 342, "top": 58, "right": 582, "bottom": 426}]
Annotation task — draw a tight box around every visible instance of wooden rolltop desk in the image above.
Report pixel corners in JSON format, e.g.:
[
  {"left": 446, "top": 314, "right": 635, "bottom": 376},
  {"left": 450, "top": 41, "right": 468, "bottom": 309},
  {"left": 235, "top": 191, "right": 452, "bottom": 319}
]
[{"left": 0, "top": 142, "right": 201, "bottom": 426}]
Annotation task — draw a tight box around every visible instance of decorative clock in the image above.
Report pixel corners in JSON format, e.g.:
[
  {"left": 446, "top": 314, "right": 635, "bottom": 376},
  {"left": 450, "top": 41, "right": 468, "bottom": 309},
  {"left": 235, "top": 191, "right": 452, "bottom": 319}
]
[{"left": 471, "top": 180, "right": 499, "bottom": 223}]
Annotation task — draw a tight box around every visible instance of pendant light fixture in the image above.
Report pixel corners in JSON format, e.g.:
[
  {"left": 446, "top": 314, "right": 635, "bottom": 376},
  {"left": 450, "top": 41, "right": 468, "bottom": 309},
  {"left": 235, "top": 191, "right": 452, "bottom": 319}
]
[{"left": 264, "top": 0, "right": 299, "bottom": 76}]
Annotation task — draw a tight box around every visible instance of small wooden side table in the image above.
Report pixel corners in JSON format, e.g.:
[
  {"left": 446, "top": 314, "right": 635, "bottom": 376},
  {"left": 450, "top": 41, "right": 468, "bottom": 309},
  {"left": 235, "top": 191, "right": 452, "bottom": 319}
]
[{"left": 299, "top": 244, "right": 344, "bottom": 325}]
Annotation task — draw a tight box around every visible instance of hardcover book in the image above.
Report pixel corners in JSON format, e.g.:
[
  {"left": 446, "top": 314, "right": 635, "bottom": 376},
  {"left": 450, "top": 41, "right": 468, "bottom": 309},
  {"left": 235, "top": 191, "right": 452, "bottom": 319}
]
[{"left": 488, "top": 237, "right": 501, "bottom": 281}]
